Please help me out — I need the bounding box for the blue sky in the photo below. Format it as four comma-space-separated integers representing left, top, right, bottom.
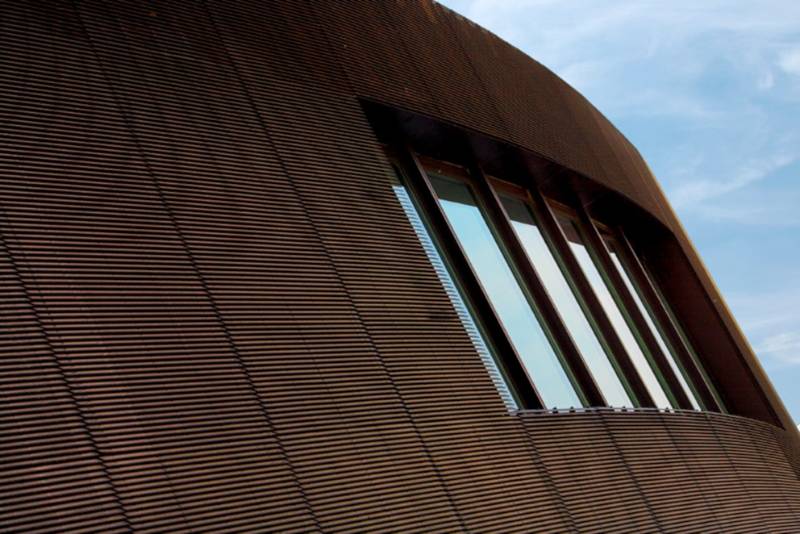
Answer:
439, 0, 800, 426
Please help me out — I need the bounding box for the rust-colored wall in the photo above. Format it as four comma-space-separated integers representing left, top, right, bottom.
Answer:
1, 1, 798, 531
316, 0, 792, 430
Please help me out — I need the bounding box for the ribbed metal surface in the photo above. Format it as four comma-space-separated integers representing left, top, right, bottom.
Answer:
2, 1, 799, 532
519, 410, 800, 532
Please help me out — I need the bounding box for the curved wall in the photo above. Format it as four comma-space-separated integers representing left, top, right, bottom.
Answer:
314, 1, 791, 429
1, 1, 798, 531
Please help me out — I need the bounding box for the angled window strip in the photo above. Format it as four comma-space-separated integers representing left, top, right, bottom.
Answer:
555, 212, 675, 409
603, 236, 702, 410
499, 193, 633, 408
640, 258, 728, 412
386, 146, 722, 414
391, 176, 519, 411
427, 172, 582, 409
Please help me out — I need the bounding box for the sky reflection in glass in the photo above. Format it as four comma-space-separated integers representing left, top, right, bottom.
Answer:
391, 179, 518, 410
557, 214, 673, 408
605, 240, 701, 410
430, 174, 582, 408
501, 195, 632, 407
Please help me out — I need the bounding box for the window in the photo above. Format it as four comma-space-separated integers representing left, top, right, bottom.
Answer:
602, 234, 701, 409
499, 192, 633, 407
389, 167, 519, 410
386, 145, 718, 413
554, 212, 674, 409
635, 244, 726, 412
428, 172, 582, 408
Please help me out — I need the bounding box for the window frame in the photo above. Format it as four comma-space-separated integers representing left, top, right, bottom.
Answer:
596, 226, 699, 409
420, 156, 591, 408
385, 146, 544, 409
385, 142, 721, 413
551, 203, 693, 408
542, 199, 665, 408
388, 162, 521, 410
605, 227, 725, 412
492, 179, 641, 408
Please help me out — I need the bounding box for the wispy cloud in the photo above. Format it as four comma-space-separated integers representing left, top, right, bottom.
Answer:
757, 70, 775, 90
757, 333, 800, 366
670, 153, 796, 208
728, 289, 800, 370
778, 47, 800, 75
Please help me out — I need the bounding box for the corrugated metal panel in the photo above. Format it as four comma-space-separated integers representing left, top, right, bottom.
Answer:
201, 1, 466, 531
1, 1, 799, 532
204, 3, 571, 530
520, 410, 800, 532
323, 0, 661, 225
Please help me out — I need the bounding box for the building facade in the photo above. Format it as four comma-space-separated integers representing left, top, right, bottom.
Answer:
2, 1, 799, 532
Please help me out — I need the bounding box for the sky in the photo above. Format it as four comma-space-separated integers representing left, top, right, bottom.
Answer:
438, 0, 800, 427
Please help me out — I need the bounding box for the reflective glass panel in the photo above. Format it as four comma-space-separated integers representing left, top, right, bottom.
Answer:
555, 213, 673, 408
501, 195, 632, 407
430, 173, 582, 408
604, 237, 701, 410
643, 266, 726, 412
390, 173, 518, 410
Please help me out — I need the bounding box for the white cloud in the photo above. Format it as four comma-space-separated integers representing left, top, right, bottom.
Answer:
670, 153, 796, 208
757, 332, 800, 366
728, 289, 800, 370
440, 0, 800, 170
687, 202, 799, 227
758, 70, 775, 90
445, 1, 800, 73
778, 48, 800, 75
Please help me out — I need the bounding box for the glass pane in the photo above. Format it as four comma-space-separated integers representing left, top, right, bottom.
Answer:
429, 173, 582, 409
390, 171, 518, 410
604, 237, 701, 410
642, 258, 727, 412
500, 195, 632, 407
555, 213, 673, 408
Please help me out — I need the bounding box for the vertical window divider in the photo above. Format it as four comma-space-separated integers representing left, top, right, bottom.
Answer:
527, 189, 655, 408
464, 158, 604, 407
388, 143, 544, 410
575, 206, 692, 410
613, 228, 721, 412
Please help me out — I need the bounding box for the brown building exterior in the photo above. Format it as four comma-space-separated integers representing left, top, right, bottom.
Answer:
2, 1, 799, 532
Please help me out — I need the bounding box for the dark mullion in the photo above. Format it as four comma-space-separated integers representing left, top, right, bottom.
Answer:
576, 207, 692, 410
527, 190, 655, 408
466, 161, 604, 407
389, 145, 544, 410
613, 229, 721, 412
